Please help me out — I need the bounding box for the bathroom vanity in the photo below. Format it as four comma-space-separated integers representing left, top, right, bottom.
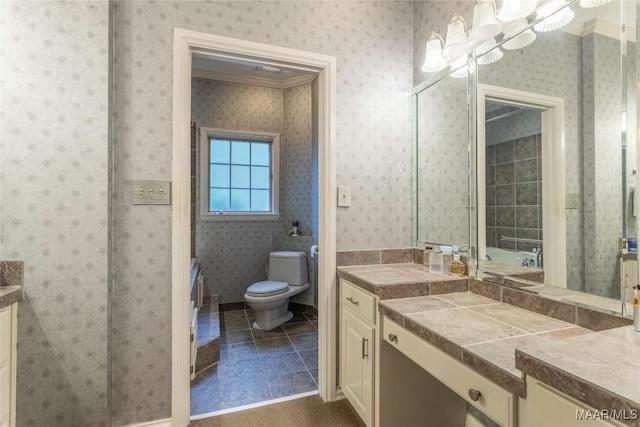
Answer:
337, 264, 638, 427
0, 286, 21, 427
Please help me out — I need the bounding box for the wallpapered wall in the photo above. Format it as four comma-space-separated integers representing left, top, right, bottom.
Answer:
0, 1, 110, 426
192, 78, 317, 305
582, 33, 623, 297
112, 1, 413, 425
415, 76, 469, 247
278, 83, 318, 306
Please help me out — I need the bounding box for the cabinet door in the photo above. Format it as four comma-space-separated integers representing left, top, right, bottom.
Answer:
533, 381, 622, 427
0, 305, 15, 427
341, 307, 374, 427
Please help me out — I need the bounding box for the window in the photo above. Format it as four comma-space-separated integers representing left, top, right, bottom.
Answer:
200, 128, 279, 221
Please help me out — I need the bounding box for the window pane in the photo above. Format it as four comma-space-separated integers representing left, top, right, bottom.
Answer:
210, 189, 229, 211
231, 141, 250, 165
251, 143, 270, 166
251, 190, 270, 211
251, 166, 270, 190
210, 164, 230, 187
231, 189, 250, 211
210, 139, 230, 163
231, 166, 250, 188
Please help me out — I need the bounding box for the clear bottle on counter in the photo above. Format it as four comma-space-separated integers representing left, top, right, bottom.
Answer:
448, 254, 465, 276
429, 248, 444, 274
441, 246, 453, 273
423, 246, 432, 267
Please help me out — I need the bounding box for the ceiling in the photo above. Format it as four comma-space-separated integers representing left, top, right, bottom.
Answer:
191, 53, 317, 89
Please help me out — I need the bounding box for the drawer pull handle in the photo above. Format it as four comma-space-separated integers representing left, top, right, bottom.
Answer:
362, 338, 369, 359
346, 297, 359, 306
468, 388, 482, 402
388, 333, 398, 343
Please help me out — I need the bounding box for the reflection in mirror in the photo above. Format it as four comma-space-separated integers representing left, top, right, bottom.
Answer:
415, 73, 469, 250
474, 0, 635, 315
482, 101, 544, 278
413, 0, 639, 317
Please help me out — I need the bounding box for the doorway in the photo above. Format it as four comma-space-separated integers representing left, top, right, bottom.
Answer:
172, 30, 337, 427
190, 59, 319, 417
477, 84, 567, 287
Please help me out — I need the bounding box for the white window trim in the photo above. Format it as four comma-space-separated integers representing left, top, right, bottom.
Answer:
199, 127, 280, 221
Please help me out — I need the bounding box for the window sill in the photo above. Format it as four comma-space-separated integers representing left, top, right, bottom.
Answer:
200, 213, 280, 222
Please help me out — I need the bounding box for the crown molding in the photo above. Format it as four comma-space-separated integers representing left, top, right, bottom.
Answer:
192, 68, 316, 89
562, 17, 636, 43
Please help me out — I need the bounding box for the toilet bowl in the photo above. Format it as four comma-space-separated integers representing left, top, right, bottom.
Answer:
244, 251, 309, 330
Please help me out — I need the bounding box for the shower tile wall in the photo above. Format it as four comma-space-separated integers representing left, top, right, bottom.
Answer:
486, 134, 543, 253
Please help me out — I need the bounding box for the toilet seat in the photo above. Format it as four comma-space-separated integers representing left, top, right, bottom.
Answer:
246, 280, 289, 297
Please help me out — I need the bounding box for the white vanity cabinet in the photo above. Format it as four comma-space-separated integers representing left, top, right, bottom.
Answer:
519, 377, 626, 427
0, 303, 17, 427
340, 279, 378, 427
383, 315, 517, 427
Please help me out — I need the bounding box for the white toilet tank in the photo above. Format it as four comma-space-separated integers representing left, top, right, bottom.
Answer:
268, 251, 308, 286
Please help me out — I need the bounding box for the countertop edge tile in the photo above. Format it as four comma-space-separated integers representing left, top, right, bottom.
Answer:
337, 269, 377, 294
515, 349, 640, 426
378, 303, 406, 326
461, 348, 526, 398
429, 279, 469, 295
0, 286, 23, 309
401, 315, 464, 361
376, 282, 430, 300
337, 263, 469, 300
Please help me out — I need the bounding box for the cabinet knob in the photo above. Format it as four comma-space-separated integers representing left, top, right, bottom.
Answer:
468, 388, 481, 402
388, 333, 398, 343
346, 297, 359, 306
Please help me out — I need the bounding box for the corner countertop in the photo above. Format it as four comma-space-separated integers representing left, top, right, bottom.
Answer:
516, 326, 640, 422
337, 263, 468, 300
378, 292, 591, 397
0, 286, 23, 309
338, 262, 639, 420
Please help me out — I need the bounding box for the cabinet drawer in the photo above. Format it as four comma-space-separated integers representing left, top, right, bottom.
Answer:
341, 279, 376, 324
383, 316, 515, 427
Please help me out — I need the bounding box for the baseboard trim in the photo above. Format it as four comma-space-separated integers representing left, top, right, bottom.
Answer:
124, 418, 172, 427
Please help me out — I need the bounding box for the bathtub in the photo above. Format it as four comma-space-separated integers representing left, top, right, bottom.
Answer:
485, 246, 539, 268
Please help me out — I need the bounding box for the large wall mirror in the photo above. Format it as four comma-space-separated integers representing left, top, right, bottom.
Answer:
413, 0, 638, 317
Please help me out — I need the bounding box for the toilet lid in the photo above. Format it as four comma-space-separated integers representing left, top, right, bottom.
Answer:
247, 280, 289, 297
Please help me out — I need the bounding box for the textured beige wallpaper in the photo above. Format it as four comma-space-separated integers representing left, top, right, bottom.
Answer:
0, 1, 110, 426
112, 1, 413, 424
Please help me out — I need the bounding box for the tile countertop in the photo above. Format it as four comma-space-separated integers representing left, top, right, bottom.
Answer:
337, 263, 468, 300
0, 285, 23, 309
516, 326, 640, 422
378, 292, 593, 398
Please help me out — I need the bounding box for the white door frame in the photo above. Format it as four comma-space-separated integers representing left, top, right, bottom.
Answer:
172, 29, 337, 426
477, 84, 567, 287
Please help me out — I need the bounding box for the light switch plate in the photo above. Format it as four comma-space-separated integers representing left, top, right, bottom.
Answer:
131, 180, 172, 205
565, 193, 580, 209
337, 186, 351, 207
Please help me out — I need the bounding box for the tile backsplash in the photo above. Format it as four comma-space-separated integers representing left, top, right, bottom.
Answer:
0, 261, 23, 287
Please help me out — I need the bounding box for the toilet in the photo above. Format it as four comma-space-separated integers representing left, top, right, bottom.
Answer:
244, 251, 310, 330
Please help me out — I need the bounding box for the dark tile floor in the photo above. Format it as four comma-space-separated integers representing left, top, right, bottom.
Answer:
191, 308, 318, 416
